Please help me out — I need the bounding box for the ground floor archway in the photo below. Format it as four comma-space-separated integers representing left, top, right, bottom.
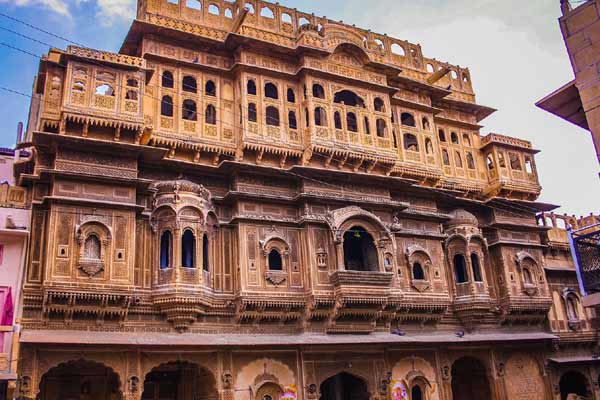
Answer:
559, 370, 589, 400
141, 361, 217, 400
451, 357, 491, 400
319, 372, 369, 400
37, 359, 122, 400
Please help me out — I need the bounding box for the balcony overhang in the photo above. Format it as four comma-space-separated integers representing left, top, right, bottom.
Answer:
536, 80, 589, 130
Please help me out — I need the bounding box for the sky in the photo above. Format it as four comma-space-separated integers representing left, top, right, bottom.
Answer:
0, 0, 598, 217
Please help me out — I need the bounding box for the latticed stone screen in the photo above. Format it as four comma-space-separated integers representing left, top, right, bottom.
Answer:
573, 230, 600, 294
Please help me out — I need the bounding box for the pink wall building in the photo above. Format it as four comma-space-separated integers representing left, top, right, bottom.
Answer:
0, 146, 30, 399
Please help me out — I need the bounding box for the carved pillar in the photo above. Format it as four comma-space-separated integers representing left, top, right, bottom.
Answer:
335, 240, 344, 271
174, 228, 182, 282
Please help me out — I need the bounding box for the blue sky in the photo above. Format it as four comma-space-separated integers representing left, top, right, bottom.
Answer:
0, 0, 598, 216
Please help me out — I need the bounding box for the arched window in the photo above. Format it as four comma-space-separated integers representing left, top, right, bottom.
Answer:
127, 78, 138, 88
266, 106, 280, 126
376, 119, 387, 137
244, 2, 254, 13
202, 234, 209, 271
288, 111, 297, 129
268, 249, 283, 271
84, 235, 101, 260
248, 103, 257, 122
438, 129, 446, 142
523, 268, 533, 285
208, 3, 219, 15
314, 107, 327, 126
466, 152, 475, 169
205, 104, 217, 124
260, 6, 274, 18
422, 117, 430, 131
160, 231, 172, 269
442, 149, 450, 165
470, 253, 483, 282
161, 95, 173, 117
181, 230, 195, 268
455, 151, 463, 168
509, 152, 522, 170
282, 13, 292, 24
363, 117, 371, 135
486, 154, 495, 170
186, 0, 201, 10
183, 76, 197, 93
264, 82, 278, 99
566, 294, 579, 321
182, 99, 197, 121
287, 88, 295, 103
374, 97, 385, 112
451, 131, 459, 144
425, 138, 433, 154
334, 90, 365, 107
411, 385, 423, 400
247, 79, 257, 95
525, 157, 534, 174
343, 226, 379, 272
125, 90, 138, 101
401, 112, 416, 127
312, 84, 325, 99
454, 254, 468, 283
346, 112, 358, 132
463, 133, 471, 146
334, 112, 342, 130
95, 84, 114, 96
162, 71, 174, 88
205, 80, 216, 96
404, 133, 418, 151
498, 152, 507, 168
412, 262, 425, 280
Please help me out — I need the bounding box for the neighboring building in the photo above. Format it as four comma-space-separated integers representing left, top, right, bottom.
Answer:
0, 146, 30, 399
12, 1, 599, 399
536, 0, 600, 167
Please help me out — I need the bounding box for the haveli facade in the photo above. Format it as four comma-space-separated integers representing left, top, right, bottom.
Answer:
12, 0, 599, 399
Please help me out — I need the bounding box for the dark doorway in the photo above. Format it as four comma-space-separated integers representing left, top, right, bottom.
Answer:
343, 226, 379, 272
319, 372, 369, 400
37, 360, 121, 400
142, 362, 216, 400
559, 371, 589, 400
451, 357, 491, 400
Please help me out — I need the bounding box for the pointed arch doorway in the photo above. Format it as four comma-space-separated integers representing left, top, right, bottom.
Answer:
319, 372, 369, 400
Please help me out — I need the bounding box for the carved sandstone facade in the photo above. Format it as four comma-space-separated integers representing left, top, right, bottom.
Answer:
14, 1, 596, 399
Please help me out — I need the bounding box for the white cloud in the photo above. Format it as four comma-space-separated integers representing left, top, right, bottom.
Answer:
0, 0, 71, 16
94, 0, 135, 26
0, 0, 135, 24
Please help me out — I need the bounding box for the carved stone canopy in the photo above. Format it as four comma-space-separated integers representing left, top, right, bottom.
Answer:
326, 205, 392, 243
150, 179, 211, 200
446, 209, 479, 228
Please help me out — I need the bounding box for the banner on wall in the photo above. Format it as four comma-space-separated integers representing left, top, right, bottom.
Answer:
390, 380, 408, 400
279, 385, 297, 400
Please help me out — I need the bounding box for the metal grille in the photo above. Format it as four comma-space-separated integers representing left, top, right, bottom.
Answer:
571, 229, 600, 294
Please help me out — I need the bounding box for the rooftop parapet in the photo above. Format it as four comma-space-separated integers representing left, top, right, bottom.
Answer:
131, 0, 475, 101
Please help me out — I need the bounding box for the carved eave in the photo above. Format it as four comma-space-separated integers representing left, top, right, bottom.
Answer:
497, 295, 553, 325
392, 162, 443, 183
235, 293, 306, 323
40, 287, 136, 325
297, 64, 397, 93
434, 98, 496, 122
433, 115, 483, 131
452, 295, 493, 329
330, 270, 394, 287
388, 294, 450, 324
389, 74, 451, 101
391, 96, 444, 115
480, 133, 540, 154
63, 111, 144, 132
482, 180, 542, 202
436, 177, 486, 195
149, 135, 237, 163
